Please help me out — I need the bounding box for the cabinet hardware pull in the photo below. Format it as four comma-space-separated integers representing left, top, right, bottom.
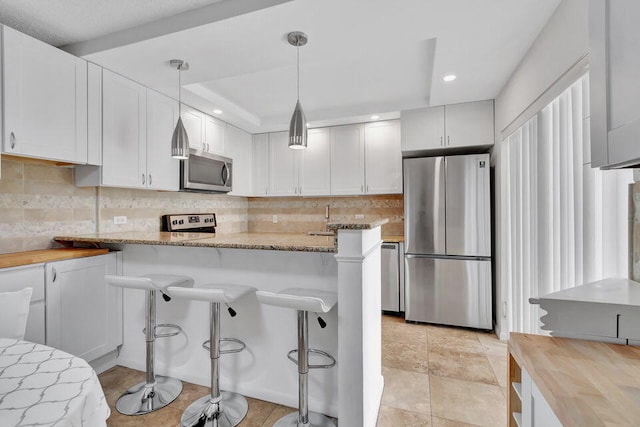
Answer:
440, 136, 443, 146
148, 174, 152, 185
367, 185, 370, 193
447, 136, 450, 145
142, 174, 146, 185
52, 267, 57, 283
10, 132, 16, 149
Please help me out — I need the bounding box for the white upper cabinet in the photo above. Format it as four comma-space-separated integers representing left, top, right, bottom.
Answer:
146, 89, 180, 191
299, 128, 331, 196
401, 106, 444, 151
101, 70, 147, 188
331, 124, 365, 195
400, 100, 494, 153
181, 105, 205, 151
364, 120, 402, 194
226, 124, 253, 196
269, 131, 298, 196
252, 133, 270, 196
205, 116, 225, 154
590, 0, 640, 168
2, 25, 88, 164
445, 100, 494, 148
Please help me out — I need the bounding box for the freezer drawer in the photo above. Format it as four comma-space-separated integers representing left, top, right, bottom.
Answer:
405, 256, 492, 329
381, 243, 400, 312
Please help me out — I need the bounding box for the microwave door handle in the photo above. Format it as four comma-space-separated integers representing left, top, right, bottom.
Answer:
221, 163, 229, 185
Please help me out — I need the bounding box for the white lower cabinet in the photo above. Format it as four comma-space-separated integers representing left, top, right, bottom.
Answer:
518, 368, 562, 427
46, 253, 122, 364
0, 264, 46, 344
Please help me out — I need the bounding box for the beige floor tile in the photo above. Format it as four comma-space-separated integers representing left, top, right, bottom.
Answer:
382, 366, 431, 414
382, 318, 428, 345
171, 381, 210, 411
377, 405, 432, 427
428, 350, 498, 386
430, 375, 507, 427
487, 353, 508, 387
427, 332, 485, 355
382, 340, 429, 373
261, 404, 296, 426
432, 416, 481, 426
239, 397, 280, 426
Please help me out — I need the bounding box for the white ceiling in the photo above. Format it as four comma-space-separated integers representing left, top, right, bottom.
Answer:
0, 0, 224, 47
0, 0, 561, 134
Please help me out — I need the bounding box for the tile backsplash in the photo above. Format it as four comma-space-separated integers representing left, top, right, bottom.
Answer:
247, 194, 404, 236
0, 157, 404, 254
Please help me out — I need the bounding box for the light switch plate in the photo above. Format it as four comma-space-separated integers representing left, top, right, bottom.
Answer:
272, 215, 278, 223
113, 216, 127, 225
355, 214, 364, 219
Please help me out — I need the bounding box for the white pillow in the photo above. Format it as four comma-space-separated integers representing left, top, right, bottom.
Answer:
0, 287, 33, 340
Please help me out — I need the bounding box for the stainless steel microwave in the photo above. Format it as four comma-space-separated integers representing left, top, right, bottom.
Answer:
180, 148, 232, 193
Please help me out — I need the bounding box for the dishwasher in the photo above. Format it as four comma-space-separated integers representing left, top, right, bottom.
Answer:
381, 242, 402, 313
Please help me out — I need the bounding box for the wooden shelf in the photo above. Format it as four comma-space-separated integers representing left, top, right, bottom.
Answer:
512, 412, 522, 427
0, 248, 109, 269
512, 382, 522, 401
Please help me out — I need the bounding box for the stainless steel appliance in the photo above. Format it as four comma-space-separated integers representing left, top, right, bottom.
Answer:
404, 154, 492, 329
161, 213, 217, 233
180, 148, 232, 193
381, 242, 400, 312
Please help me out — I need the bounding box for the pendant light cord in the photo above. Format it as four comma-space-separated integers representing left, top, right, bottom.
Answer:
297, 44, 300, 101
178, 66, 182, 115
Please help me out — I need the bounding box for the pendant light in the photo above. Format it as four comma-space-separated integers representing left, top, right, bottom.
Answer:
170, 59, 190, 159
287, 31, 308, 150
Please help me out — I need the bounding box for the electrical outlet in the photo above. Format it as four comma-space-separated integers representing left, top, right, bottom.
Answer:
113, 216, 127, 225
272, 215, 278, 224
355, 214, 365, 219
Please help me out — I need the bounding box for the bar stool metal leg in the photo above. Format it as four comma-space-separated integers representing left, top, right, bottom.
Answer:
180, 302, 248, 427
274, 310, 336, 427
116, 290, 183, 415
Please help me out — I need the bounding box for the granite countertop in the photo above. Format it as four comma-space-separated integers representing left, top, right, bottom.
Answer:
54, 231, 338, 253
327, 218, 388, 230
529, 278, 640, 307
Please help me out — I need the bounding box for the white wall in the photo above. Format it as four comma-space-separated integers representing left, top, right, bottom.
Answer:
493, 0, 589, 339
495, 0, 588, 138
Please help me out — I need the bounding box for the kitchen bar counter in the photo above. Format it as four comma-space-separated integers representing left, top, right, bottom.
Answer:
54, 220, 388, 253
55, 222, 386, 426
509, 332, 640, 426
55, 231, 337, 253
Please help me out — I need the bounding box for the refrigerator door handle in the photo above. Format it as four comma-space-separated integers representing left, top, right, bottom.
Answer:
405, 254, 491, 261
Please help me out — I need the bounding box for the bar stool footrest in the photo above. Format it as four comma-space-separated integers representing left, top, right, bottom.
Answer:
287, 349, 336, 369
142, 323, 183, 338
202, 338, 246, 354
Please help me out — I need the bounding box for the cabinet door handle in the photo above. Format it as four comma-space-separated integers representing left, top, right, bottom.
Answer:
148, 174, 152, 185
51, 267, 57, 283
142, 173, 146, 185
447, 136, 450, 145
10, 132, 16, 149
440, 136, 443, 146
367, 185, 370, 193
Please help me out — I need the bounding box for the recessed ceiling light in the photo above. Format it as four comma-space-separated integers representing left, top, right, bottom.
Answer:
443, 74, 457, 82
370, 115, 380, 120
213, 109, 223, 115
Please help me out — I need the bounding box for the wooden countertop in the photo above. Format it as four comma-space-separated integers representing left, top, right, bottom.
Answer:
509, 332, 640, 426
0, 248, 109, 269
55, 231, 338, 253
382, 235, 404, 243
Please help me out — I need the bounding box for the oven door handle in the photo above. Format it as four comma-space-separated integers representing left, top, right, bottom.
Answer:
221, 163, 229, 185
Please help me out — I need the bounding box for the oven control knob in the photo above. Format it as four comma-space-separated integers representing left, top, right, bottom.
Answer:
179, 220, 184, 225
172, 220, 178, 225
204, 218, 209, 223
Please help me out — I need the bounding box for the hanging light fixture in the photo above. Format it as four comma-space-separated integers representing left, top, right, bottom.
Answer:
170, 59, 190, 159
287, 31, 308, 150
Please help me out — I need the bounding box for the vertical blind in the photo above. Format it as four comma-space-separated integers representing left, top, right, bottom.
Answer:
499, 75, 633, 334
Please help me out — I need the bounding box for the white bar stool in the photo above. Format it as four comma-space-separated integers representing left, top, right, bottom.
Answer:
105, 274, 193, 415
256, 288, 337, 427
168, 283, 256, 427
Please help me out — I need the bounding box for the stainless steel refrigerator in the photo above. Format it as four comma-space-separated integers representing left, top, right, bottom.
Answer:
404, 154, 492, 329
